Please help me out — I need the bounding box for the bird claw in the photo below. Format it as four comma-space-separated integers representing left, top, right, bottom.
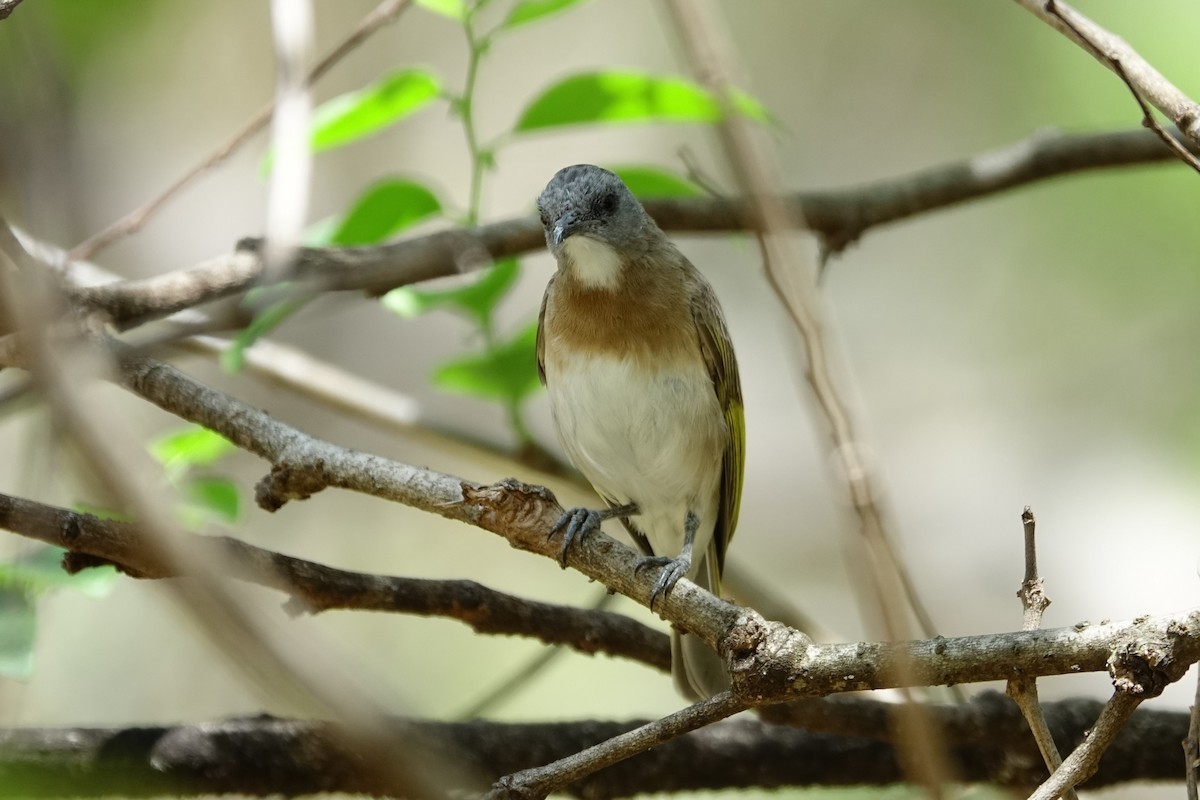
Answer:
549, 507, 603, 568
636, 554, 692, 610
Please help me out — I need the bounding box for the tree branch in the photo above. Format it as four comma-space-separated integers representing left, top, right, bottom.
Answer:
1014, 0, 1200, 147
0, 0, 26, 21
64, 127, 1197, 330
0, 491, 671, 671
0, 697, 1190, 797
96, 345, 1200, 702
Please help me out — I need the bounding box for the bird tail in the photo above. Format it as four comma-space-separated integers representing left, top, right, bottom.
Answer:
671, 543, 729, 701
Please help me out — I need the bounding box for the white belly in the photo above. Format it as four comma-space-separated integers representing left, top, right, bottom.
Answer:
546, 353, 725, 564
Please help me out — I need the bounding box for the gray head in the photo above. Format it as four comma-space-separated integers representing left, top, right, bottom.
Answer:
536, 165, 656, 257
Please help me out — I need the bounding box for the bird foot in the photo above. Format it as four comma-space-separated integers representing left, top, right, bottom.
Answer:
636, 554, 692, 610
549, 503, 636, 568
549, 508, 603, 567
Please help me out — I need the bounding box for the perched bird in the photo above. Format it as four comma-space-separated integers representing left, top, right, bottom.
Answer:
535, 164, 745, 700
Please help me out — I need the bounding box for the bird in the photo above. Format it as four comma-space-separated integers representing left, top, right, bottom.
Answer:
534, 164, 745, 700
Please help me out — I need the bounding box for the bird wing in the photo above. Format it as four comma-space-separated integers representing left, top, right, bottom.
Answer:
692, 283, 745, 576
535, 275, 554, 387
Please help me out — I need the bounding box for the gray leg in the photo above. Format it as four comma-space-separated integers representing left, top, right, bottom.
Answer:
636, 510, 699, 609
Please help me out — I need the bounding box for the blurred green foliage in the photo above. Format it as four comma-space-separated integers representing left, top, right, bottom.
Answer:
0, 424, 240, 680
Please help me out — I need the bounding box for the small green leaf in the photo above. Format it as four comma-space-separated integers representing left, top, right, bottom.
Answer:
501, 0, 585, 30
609, 165, 703, 199
221, 295, 313, 374
183, 477, 241, 524
0, 547, 119, 680
330, 178, 442, 246
0, 589, 36, 680
514, 71, 769, 132
0, 546, 117, 597
150, 426, 237, 472
432, 322, 540, 403
310, 69, 441, 153
382, 258, 520, 327
415, 0, 465, 19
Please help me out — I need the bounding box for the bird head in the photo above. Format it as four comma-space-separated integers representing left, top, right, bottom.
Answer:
536, 165, 655, 262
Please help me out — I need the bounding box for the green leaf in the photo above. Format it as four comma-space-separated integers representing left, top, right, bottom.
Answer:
514, 71, 769, 132
221, 295, 313, 374
0, 589, 36, 680
150, 425, 237, 472
311, 69, 441, 153
432, 321, 540, 403
501, 0, 586, 30
184, 477, 241, 524
0, 547, 119, 681
382, 258, 520, 327
0, 546, 117, 597
330, 178, 442, 246
609, 165, 703, 199
415, 0, 465, 20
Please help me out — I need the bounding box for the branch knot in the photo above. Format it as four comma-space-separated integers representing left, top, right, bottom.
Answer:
1107, 621, 1192, 697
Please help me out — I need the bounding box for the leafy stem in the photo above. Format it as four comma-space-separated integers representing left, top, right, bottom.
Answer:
460, 2, 491, 226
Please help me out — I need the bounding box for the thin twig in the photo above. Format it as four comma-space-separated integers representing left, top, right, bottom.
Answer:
1014, 0, 1200, 147
485, 692, 747, 800
1006, 507, 1075, 799
1039, 0, 1200, 175
1028, 692, 1145, 800
66, 0, 414, 262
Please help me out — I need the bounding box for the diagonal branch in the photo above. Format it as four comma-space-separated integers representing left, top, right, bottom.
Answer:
97, 345, 1200, 701
486, 693, 747, 800
0, 491, 671, 671
1029, 692, 1145, 800
1037, 0, 1200, 174
1013, 0, 1200, 148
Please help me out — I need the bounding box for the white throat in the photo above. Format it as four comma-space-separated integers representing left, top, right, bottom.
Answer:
561, 235, 622, 289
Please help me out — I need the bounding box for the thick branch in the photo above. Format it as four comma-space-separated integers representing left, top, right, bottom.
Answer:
67, 127, 1195, 328
0, 698, 1190, 797
0, 491, 670, 671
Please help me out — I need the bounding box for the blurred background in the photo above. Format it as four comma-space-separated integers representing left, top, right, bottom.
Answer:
1, 1, 1199, 796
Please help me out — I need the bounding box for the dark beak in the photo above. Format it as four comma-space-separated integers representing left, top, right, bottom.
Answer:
551, 210, 577, 247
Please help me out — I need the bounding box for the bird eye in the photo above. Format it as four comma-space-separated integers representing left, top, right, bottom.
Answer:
598, 192, 618, 216
538, 207, 550, 227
